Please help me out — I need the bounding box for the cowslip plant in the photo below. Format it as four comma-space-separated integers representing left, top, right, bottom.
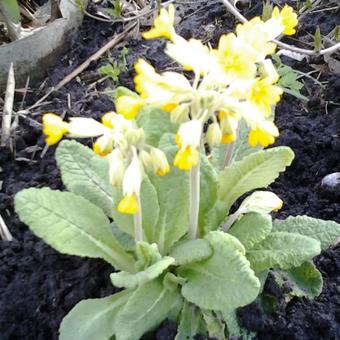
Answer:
14, 5, 340, 340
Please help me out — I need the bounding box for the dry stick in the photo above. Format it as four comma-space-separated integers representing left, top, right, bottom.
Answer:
28, 22, 137, 111
0, 214, 13, 241
220, 0, 340, 57
1, 63, 15, 147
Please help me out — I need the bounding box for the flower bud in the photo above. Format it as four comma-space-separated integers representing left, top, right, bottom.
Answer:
150, 148, 170, 176
139, 150, 153, 171
206, 122, 222, 147
109, 149, 125, 187
170, 104, 190, 124
93, 134, 114, 157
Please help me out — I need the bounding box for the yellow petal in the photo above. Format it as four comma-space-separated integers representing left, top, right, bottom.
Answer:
117, 194, 139, 214
173, 146, 199, 170
116, 96, 144, 120
42, 113, 69, 145
272, 5, 298, 36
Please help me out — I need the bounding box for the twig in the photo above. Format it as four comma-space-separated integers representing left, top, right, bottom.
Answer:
28, 22, 137, 111
1, 63, 15, 147
220, 0, 340, 57
0, 214, 14, 241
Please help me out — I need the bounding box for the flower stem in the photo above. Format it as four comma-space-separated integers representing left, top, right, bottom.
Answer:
222, 141, 235, 169
134, 195, 143, 242
188, 161, 200, 239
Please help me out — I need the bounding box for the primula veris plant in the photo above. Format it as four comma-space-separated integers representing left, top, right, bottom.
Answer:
15, 5, 340, 340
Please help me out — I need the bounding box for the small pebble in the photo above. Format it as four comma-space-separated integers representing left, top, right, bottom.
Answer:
320, 172, 340, 200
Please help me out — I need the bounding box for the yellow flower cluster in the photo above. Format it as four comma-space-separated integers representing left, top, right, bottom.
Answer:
114, 4, 297, 170
42, 112, 169, 215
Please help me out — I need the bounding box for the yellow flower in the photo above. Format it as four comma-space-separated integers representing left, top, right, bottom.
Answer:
143, 4, 176, 41
218, 111, 239, 143
116, 96, 144, 120
272, 5, 298, 35
236, 17, 277, 60
118, 194, 139, 214
217, 33, 256, 79
248, 121, 279, 147
42, 113, 69, 145
161, 102, 178, 112
93, 134, 113, 157
174, 146, 200, 170
174, 120, 202, 170
221, 133, 237, 144
166, 37, 216, 74
150, 148, 170, 176
249, 77, 283, 117
101, 112, 115, 128
119, 151, 142, 214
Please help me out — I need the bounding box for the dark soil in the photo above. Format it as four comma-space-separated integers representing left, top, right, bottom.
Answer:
0, 1, 339, 339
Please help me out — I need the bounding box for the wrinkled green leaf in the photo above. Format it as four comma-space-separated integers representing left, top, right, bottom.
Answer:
247, 232, 321, 272
229, 212, 272, 250
111, 223, 135, 252
273, 215, 340, 250
218, 147, 294, 213
56, 140, 116, 217
273, 261, 323, 299
114, 278, 181, 340
135, 241, 162, 270
178, 231, 260, 311
136, 107, 178, 146
169, 239, 212, 266
202, 200, 227, 235
59, 290, 131, 340
147, 134, 190, 254
222, 309, 254, 339
175, 302, 206, 340
110, 256, 174, 289
15, 188, 134, 272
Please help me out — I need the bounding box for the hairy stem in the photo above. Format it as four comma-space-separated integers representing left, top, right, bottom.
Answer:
134, 195, 143, 242
188, 162, 201, 239
222, 142, 235, 169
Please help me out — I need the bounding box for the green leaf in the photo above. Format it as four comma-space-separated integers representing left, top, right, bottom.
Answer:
115, 86, 138, 99
114, 278, 181, 340
169, 239, 213, 266
229, 212, 272, 250
55, 140, 116, 217
178, 231, 260, 311
218, 147, 294, 213
135, 241, 162, 270
136, 107, 178, 146
111, 223, 135, 252
110, 256, 174, 289
247, 232, 321, 272
175, 302, 206, 340
273, 261, 323, 299
111, 177, 160, 240
0, 0, 20, 23
148, 134, 190, 254
202, 200, 228, 235
59, 290, 131, 340
15, 188, 134, 272
202, 310, 226, 340
273, 215, 340, 250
